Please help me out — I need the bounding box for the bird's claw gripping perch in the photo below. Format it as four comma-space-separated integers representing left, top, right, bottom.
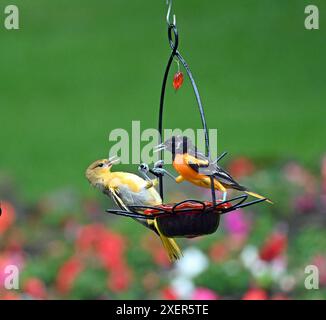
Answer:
138, 163, 150, 173
139, 161, 177, 182
150, 159, 164, 176
151, 167, 166, 176
138, 164, 159, 189
151, 160, 177, 181
154, 160, 164, 168
138, 163, 152, 182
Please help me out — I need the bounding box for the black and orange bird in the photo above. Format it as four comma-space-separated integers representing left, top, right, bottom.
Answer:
153, 135, 272, 203
85, 157, 182, 261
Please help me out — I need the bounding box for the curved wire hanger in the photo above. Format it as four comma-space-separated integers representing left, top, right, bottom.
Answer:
158, 0, 213, 202
166, 0, 176, 26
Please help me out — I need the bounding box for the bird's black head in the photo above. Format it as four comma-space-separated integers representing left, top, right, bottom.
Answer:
155, 135, 194, 155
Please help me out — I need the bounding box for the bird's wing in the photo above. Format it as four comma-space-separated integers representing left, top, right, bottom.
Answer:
108, 184, 152, 208
184, 154, 245, 189
189, 146, 210, 162
107, 186, 158, 233
213, 166, 245, 189
184, 154, 210, 173
108, 186, 129, 211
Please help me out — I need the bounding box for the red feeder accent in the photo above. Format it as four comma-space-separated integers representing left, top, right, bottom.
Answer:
144, 201, 231, 215
173, 72, 184, 90
144, 200, 232, 238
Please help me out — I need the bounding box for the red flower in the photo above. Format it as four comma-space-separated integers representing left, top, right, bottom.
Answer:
96, 231, 126, 271
75, 224, 106, 253
24, 277, 47, 299
228, 157, 255, 179
0, 201, 16, 235
259, 232, 287, 262
209, 242, 228, 263
242, 288, 268, 300
0, 292, 21, 300
152, 247, 171, 268
107, 265, 133, 293
56, 256, 83, 294
161, 287, 178, 300
141, 234, 171, 267
76, 225, 128, 271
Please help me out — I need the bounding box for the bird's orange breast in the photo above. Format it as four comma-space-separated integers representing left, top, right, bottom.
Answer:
173, 154, 206, 180
173, 153, 224, 189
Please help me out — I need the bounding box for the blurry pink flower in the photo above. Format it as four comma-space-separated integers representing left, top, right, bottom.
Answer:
271, 293, 289, 300
56, 256, 83, 294
0, 253, 25, 285
284, 162, 316, 194
227, 234, 248, 251
322, 156, 326, 194
312, 255, 326, 286
321, 155, 326, 208
224, 209, 250, 237
259, 232, 287, 262
0, 201, 16, 235
228, 157, 255, 179
191, 287, 219, 300
293, 194, 316, 213
321, 195, 326, 208
242, 288, 268, 300
24, 277, 47, 299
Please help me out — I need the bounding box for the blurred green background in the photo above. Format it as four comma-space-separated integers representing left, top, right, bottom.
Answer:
0, 0, 325, 200
0, 0, 326, 301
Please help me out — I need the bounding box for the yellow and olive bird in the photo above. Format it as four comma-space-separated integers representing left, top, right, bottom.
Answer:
154, 135, 272, 204
85, 157, 182, 261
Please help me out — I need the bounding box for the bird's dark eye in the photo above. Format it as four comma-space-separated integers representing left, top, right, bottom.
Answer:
97, 163, 104, 168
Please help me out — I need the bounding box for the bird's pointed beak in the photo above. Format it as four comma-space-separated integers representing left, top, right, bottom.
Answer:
153, 143, 166, 153
107, 155, 120, 165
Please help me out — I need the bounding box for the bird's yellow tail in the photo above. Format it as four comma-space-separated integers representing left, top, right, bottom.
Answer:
245, 191, 273, 204
153, 219, 182, 261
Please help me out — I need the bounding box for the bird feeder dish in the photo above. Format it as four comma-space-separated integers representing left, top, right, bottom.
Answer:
105, 194, 263, 238
143, 201, 230, 238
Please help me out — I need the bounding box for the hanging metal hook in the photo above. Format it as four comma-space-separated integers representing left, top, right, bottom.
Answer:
166, 0, 176, 26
